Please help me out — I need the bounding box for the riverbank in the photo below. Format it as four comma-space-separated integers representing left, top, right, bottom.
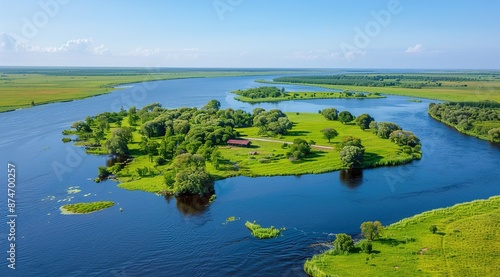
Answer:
0, 68, 310, 112
304, 195, 500, 276
232, 91, 384, 103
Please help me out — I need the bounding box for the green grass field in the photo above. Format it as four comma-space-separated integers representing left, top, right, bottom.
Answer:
211, 113, 410, 178
304, 196, 500, 276
0, 69, 307, 112
265, 73, 500, 103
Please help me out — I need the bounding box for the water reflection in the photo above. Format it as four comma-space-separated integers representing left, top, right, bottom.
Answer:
169, 194, 212, 215
106, 155, 130, 167
339, 169, 363, 189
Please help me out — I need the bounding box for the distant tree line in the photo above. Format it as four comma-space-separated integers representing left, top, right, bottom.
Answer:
233, 86, 286, 99
428, 101, 500, 142
273, 74, 479, 89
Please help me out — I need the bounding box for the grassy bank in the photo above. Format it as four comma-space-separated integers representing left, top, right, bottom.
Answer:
304, 195, 500, 276
60, 201, 115, 214
0, 68, 307, 112
263, 73, 500, 102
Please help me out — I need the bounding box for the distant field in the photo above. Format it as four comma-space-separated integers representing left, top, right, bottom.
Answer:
268, 73, 500, 102
304, 196, 500, 276
0, 68, 308, 112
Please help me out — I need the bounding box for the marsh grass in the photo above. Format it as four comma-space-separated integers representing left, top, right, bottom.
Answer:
60, 201, 114, 214
304, 196, 500, 276
245, 221, 284, 239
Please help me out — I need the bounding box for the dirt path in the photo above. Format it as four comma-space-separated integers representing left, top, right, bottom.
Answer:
244, 137, 334, 150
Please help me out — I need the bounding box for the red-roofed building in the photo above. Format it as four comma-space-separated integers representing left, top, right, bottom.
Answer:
227, 139, 251, 147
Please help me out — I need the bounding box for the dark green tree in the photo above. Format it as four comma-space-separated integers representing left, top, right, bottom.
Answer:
338, 111, 354, 124
429, 225, 438, 234
355, 113, 375, 130
389, 130, 420, 147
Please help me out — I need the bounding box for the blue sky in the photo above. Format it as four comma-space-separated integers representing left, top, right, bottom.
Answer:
0, 0, 499, 68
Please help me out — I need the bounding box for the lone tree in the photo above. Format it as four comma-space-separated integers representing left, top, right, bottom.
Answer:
333, 233, 355, 254
360, 221, 383, 241
321, 128, 339, 142
429, 225, 438, 234
338, 111, 354, 124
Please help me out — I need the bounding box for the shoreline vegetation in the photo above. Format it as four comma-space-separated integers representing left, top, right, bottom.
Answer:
0, 68, 313, 113
64, 98, 421, 195
256, 72, 500, 103
231, 86, 384, 103
428, 101, 500, 142
245, 221, 285, 239
60, 201, 115, 214
303, 195, 500, 276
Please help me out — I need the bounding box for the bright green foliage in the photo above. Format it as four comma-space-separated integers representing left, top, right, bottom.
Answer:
61, 201, 114, 214
355, 113, 375, 130
286, 138, 312, 161
389, 130, 420, 147
338, 136, 364, 149
253, 109, 293, 136
338, 111, 354, 124
488, 128, 500, 142
333, 233, 355, 254
321, 128, 339, 142
245, 221, 283, 239
339, 146, 364, 168
370, 121, 402, 139
360, 221, 383, 241
357, 240, 373, 253
321, 108, 339, 120
168, 153, 214, 195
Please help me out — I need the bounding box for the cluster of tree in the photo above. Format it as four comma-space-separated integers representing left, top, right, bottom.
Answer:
164, 153, 214, 195
286, 138, 312, 161
428, 102, 500, 142
274, 74, 478, 89
253, 108, 293, 136
233, 86, 286, 99
332, 220, 383, 255
339, 136, 365, 168
320, 108, 355, 124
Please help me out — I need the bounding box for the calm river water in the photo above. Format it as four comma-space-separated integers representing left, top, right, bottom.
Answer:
0, 74, 499, 276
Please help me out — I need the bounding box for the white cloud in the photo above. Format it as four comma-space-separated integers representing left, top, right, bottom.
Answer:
0, 34, 108, 55
405, 44, 423, 53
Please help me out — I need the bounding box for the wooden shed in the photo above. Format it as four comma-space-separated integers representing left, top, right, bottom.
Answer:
227, 139, 251, 147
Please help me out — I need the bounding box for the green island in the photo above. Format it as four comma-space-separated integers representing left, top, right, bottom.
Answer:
60, 201, 115, 214
245, 221, 285, 239
304, 195, 500, 277
0, 68, 310, 113
65, 99, 421, 195
428, 101, 500, 142
231, 86, 384, 103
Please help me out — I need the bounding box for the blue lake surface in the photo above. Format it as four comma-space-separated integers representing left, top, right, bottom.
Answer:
0, 74, 499, 276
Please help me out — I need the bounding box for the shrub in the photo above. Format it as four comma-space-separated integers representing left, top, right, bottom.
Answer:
333, 233, 355, 254
358, 240, 373, 253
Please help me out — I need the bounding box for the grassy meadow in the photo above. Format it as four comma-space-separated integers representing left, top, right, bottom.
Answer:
267, 73, 500, 102
304, 196, 500, 277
